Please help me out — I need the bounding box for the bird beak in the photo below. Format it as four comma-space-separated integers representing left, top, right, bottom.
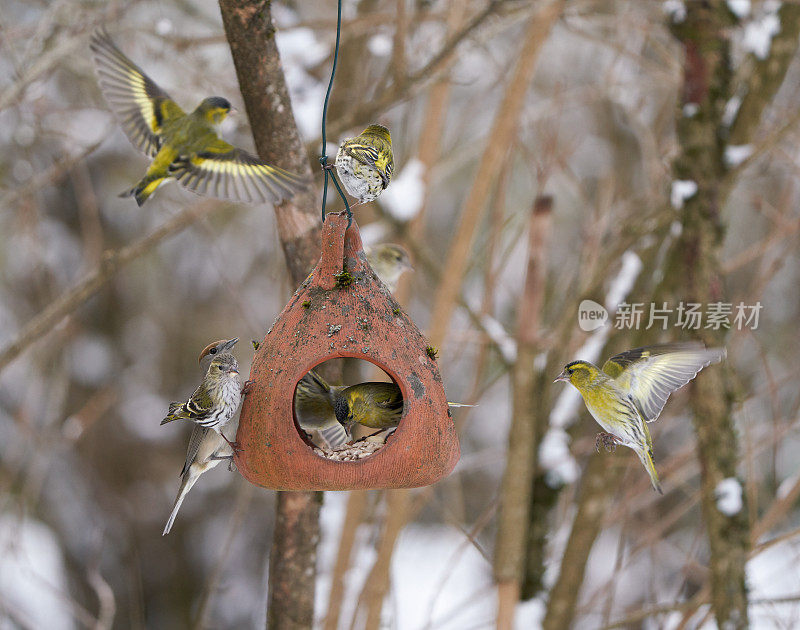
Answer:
228, 369, 239, 377
222, 337, 239, 353
553, 370, 569, 383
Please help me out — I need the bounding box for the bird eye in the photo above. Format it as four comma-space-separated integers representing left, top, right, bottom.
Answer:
210, 348, 218, 354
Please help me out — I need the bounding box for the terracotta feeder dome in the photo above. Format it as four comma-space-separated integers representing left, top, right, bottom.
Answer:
234, 212, 460, 490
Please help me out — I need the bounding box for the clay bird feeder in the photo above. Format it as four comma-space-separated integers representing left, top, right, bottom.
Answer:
234, 212, 460, 490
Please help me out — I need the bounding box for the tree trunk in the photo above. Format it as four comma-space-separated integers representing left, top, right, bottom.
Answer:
494, 196, 552, 628
219, 2, 324, 628
670, 4, 749, 627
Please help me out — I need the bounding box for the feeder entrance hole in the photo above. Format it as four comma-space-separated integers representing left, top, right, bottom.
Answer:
292, 358, 405, 461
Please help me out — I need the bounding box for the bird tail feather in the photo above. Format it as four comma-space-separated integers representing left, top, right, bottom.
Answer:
163, 470, 200, 535
119, 177, 164, 206
636, 447, 663, 494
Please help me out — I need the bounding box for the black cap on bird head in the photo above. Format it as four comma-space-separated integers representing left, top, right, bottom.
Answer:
201, 96, 232, 111
197, 97, 234, 123
554, 360, 592, 383
334, 395, 351, 427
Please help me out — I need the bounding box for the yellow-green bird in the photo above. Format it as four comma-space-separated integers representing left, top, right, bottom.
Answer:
90, 31, 306, 206
335, 124, 394, 204
297, 368, 472, 444
334, 381, 404, 434
332, 380, 473, 436
365, 243, 412, 293
554, 342, 726, 493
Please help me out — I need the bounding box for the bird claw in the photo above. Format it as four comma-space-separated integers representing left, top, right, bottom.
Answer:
241, 380, 254, 396
595, 432, 619, 453
355, 428, 396, 445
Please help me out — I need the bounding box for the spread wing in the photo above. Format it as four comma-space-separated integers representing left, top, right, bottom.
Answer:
602, 342, 726, 422
170, 138, 307, 204
294, 370, 347, 448
90, 30, 184, 156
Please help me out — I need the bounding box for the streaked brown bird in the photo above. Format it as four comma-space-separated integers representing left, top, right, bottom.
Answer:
163, 338, 240, 535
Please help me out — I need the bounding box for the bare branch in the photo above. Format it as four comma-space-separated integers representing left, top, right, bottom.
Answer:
0, 199, 230, 373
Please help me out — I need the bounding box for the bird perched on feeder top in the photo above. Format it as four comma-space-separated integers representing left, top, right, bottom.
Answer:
163, 338, 240, 535
554, 342, 726, 494
335, 124, 394, 204
90, 30, 306, 206
365, 243, 412, 293
161, 352, 242, 448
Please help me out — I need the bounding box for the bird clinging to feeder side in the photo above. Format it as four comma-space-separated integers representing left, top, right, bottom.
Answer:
335, 124, 394, 205
161, 352, 242, 450
163, 338, 239, 536
554, 342, 726, 493
90, 30, 306, 206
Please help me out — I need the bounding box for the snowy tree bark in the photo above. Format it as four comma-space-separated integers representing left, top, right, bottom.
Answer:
669, 4, 749, 627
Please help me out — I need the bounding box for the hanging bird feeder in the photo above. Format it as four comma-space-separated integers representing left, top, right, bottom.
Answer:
234, 212, 460, 490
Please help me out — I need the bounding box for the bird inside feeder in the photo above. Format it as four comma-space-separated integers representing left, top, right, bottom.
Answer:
293, 358, 405, 461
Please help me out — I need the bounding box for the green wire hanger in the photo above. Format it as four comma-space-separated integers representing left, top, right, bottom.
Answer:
319, 0, 352, 226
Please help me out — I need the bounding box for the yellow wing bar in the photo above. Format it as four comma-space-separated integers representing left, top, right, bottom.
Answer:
90, 30, 184, 156
171, 142, 307, 204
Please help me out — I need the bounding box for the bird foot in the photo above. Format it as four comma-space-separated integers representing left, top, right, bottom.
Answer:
355, 428, 397, 445
241, 380, 254, 396
595, 432, 620, 453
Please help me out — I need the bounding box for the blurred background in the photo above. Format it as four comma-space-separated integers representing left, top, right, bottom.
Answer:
2, 0, 800, 628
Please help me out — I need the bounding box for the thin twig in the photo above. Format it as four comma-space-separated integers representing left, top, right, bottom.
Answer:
0, 199, 230, 373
